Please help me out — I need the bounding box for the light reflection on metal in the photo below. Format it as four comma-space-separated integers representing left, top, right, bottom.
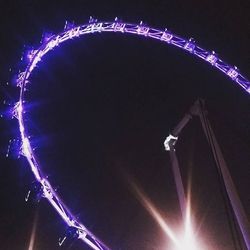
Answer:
14, 19, 250, 250
164, 134, 178, 151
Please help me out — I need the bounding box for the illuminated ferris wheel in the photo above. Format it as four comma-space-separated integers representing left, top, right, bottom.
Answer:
11, 17, 250, 249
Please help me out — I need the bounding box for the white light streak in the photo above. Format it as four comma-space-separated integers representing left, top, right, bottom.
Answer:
127, 177, 180, 247
28, 210, 39, 250
22, 137, 32, 158
126, 174, 203, 250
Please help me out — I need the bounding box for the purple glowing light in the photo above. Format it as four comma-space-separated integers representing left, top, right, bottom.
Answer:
184, 39, 195, 52
14, 18, 250, 250
26, 49, 38, 63
227, 67, 239, 79
206, 52, 218, 65
137, 21, 150, 35
161, 31, 173, 43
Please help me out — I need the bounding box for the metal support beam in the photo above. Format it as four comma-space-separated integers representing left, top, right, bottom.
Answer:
169, 142, 187, 219
165, 99, 250, 249
197, 100, 250, 250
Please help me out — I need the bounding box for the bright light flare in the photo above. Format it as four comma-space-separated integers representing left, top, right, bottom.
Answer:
174, 205, 199, 250
124, 173, 203, 250
170, 194, 204, 250
126, 175, 180, 247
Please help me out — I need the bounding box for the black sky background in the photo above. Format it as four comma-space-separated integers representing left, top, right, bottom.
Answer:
0, 1, 250, 250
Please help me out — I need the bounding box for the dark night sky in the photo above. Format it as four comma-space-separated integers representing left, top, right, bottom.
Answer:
0, 1, 250, 250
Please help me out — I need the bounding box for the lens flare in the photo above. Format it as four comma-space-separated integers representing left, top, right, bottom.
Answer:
129, 179, 180, 246
125, 173, 203, 250
174, 200, 200, 250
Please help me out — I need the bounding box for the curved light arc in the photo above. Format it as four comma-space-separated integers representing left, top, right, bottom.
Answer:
15, 20, 250, 250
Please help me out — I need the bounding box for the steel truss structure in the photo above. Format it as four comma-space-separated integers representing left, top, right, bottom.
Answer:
13, 18, 250, 250
164, 100, 250, 249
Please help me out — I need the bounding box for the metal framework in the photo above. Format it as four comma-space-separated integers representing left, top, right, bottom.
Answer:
164, 100, 250, 249
13, 18, 250, 249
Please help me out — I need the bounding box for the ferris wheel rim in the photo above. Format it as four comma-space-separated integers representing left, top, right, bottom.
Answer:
14, 19, 250, 250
